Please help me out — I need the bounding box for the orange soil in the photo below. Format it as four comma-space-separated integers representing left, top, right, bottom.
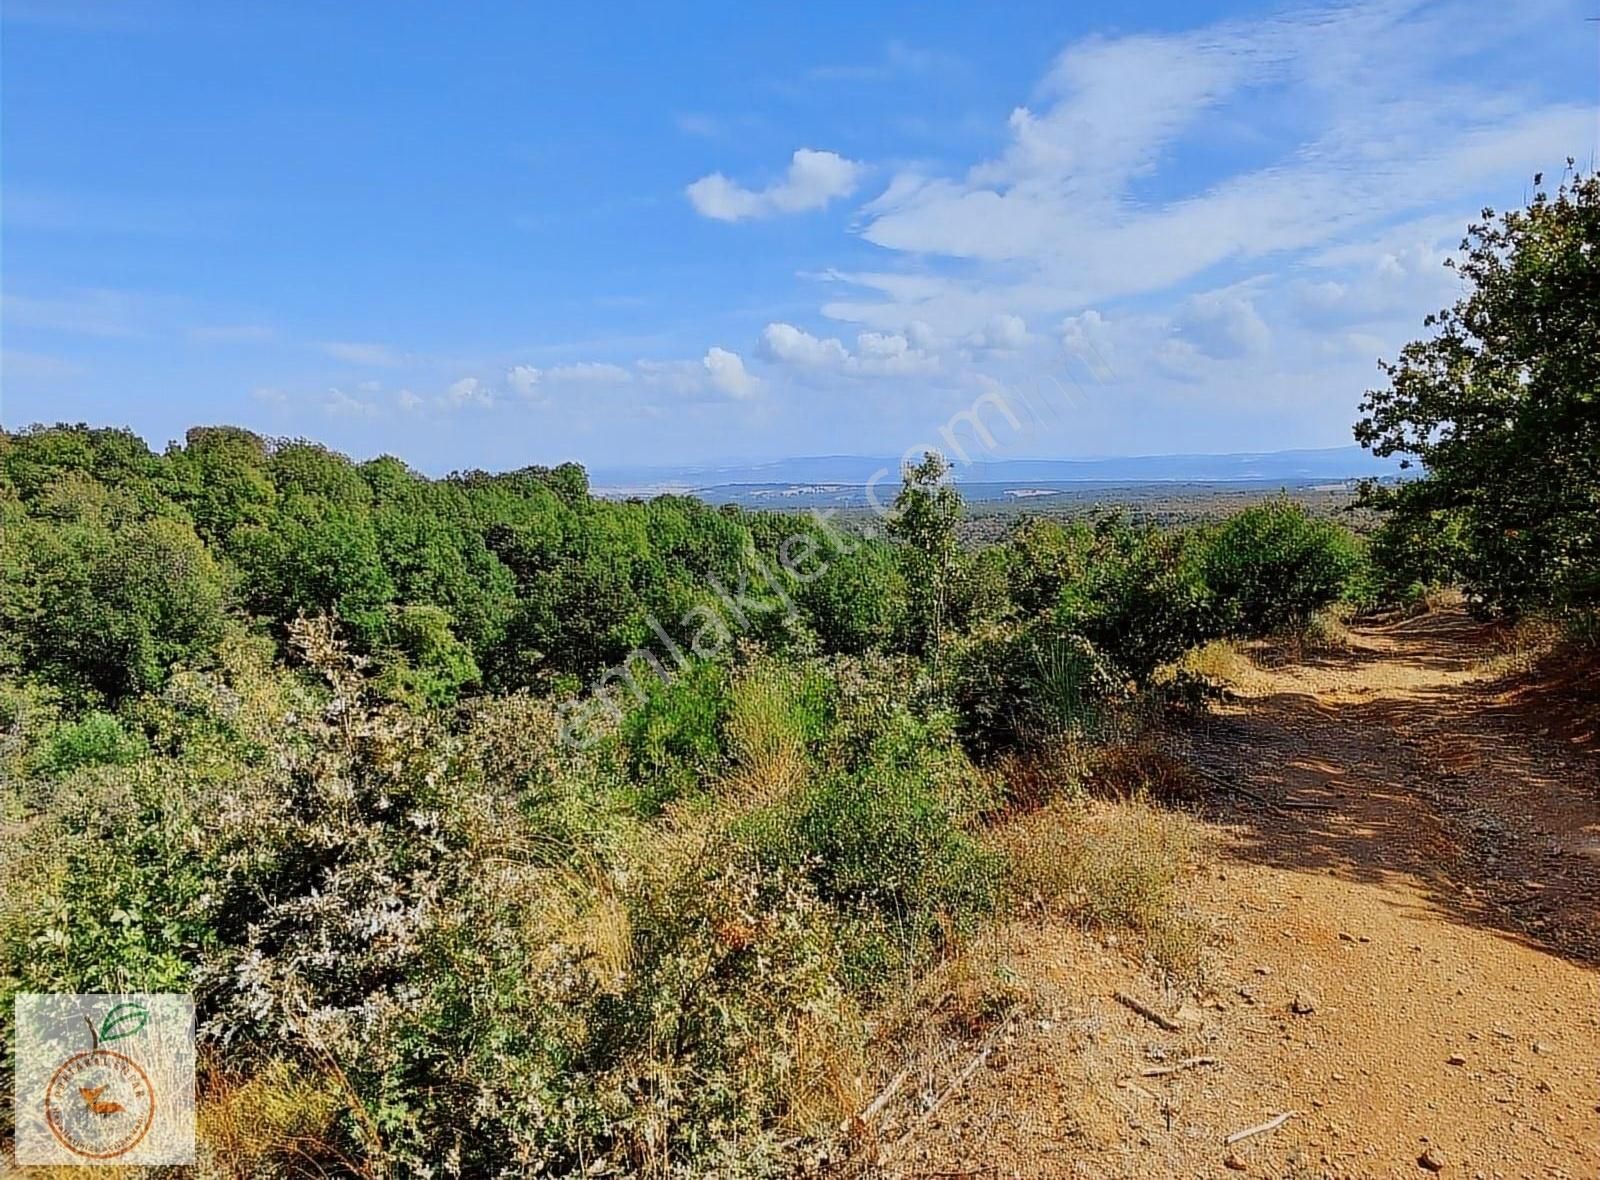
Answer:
883, 608, 1600, 1178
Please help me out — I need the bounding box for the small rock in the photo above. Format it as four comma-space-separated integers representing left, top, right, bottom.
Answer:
1339, 931, 1358, 942
1446, 1053, 1467, 1066
1223, 1150, 1248, 1171
1291, 991, 1318, 1015
1419, 1145, 1448, 1171
1531, 1041, 1550, 1055
1254, 965, 1274, 976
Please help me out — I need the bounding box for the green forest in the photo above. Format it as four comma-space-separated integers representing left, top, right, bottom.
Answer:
1, 176, 1594, 1176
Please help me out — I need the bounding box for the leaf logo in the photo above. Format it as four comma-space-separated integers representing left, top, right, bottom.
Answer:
96, 1002, 149, 1046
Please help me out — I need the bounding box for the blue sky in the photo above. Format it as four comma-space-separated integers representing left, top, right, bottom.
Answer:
3, 0, 1596, 473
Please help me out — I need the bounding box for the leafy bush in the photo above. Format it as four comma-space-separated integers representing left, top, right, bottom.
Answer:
1198, 499, 1363, 635
1056, 518, 1214, 682
31, 709, 147, 776
619, 658, 732, 812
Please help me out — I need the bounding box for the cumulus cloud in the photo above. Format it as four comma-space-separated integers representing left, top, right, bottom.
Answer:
1171, 287, 1271, 360
702, 346, 759, 398
969, 313, 1028, 351
444, 376, 494, 408
760, 321, 939, 377
687, 149, 863, 221
1060, 310, 1116, 379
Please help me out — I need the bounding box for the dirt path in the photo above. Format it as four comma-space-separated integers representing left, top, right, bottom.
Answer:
890, 608, 1600, 1178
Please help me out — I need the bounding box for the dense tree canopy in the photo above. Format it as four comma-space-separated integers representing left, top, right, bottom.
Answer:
1357, 168, 1600, 613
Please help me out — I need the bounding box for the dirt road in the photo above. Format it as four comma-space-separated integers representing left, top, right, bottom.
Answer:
893, 609, 1600, 1178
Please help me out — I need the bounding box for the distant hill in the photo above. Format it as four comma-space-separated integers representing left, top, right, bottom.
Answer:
591, 446, 1402, 505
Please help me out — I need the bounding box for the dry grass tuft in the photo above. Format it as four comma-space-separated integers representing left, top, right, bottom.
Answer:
1179, 639, 1274, 693
993, 739, 1093, 815
1477, 614, 1570, 679
195, 1056, 347, 1177
993, 798, 1210, 981
1087, 737, 1197, 804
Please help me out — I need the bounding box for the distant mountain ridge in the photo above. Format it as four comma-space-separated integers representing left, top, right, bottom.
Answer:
591, 445, 1399, 495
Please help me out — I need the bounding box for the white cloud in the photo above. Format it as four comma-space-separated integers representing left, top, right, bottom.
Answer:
506, 364, 543, 398
444, 376, 494, 408
1172, 286, 1271, 359
825, 1, 1587, 336
970, 313, 1028, 351
321, 340, 402, 366
759, 321, 939, 377
1060, 310, 1116, 379
687, 149, 863, 221
323, 387, 377, 416
396, 390, 425, 412
703, 346, 759, 398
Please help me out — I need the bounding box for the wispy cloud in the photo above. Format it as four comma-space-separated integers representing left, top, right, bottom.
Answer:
825, 0, 1587, 340
319, 340, 404, 367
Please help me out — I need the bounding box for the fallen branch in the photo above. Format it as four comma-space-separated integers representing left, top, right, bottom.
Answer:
1114, 991, 1185, 1032
889, 1008, 1020, 1154
855, 1067, 911, 1127
1140, 1056, 1218, 1078
1224, 1110, 1299, 1145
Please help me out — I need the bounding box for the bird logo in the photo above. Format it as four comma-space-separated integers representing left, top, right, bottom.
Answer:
78, 1085, 128, 1116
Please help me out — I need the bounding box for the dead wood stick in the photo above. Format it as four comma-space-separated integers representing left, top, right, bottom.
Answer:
1224, 1109, 1299, 1145
855, 1067, 911, 1126
1140, 1055, 1218, 1077
1114, 990, 1184, 1032
889, 1008, 1019, 1153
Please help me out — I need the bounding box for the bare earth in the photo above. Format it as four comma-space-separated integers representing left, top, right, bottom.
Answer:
889, 608, 1600, 1178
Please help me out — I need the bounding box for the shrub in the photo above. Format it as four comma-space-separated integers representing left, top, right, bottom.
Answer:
1057, 519, 1215, 682
795, 540, 909, 655
1199, 499, 1363, 636
31, 709, 147, 777
619, 658, 732, 812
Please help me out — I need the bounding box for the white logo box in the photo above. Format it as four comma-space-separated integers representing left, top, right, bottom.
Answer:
13, 993, 195, 1166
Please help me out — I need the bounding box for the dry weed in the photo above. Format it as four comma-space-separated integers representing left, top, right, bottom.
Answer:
993, 798, 1210, 981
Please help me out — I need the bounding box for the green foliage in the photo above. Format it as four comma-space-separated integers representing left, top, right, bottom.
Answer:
1198, 498, 1364, 634
795, 538, 908, 654
373, 603, 482, 706
4, 511, 229, 702
1357, 169, 1600, 614
619, 658, 732, 811
1055, 518, 1213, 683
889, 452, 963, 660
32, 710, 147, 777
